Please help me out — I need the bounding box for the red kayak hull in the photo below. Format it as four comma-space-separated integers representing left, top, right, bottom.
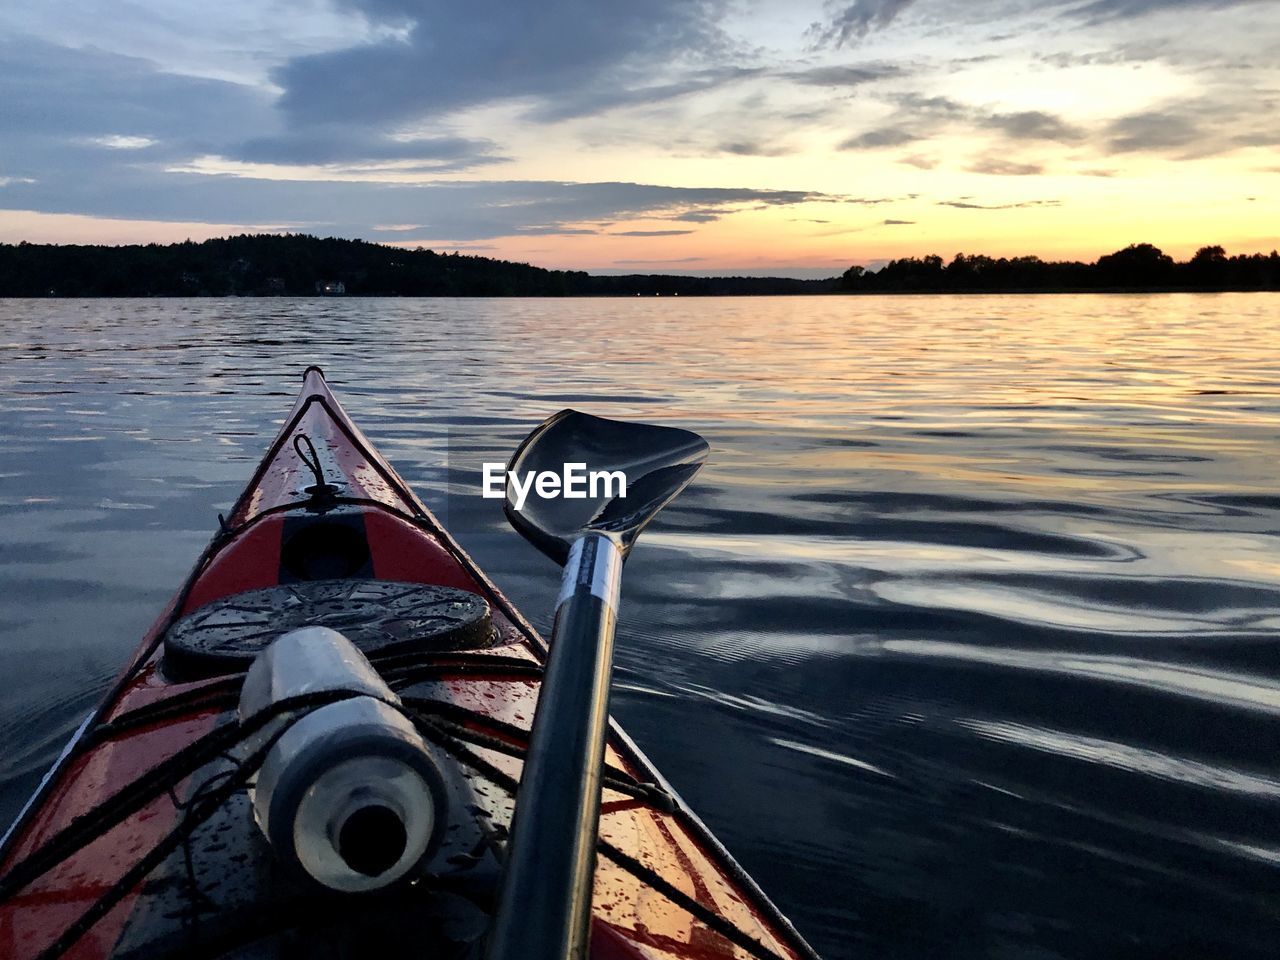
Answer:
0, 368, 816, 960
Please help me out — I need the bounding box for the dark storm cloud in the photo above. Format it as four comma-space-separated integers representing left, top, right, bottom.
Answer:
272, 0, 733, 126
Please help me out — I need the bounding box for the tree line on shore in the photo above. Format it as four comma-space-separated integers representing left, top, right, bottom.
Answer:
842, 244, 1280, 292
0, 234, 831, 297
0, 234, 1276, 296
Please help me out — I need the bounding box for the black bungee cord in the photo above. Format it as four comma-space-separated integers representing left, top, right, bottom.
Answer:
292, 433, 327, 491
0, 657, 798, 960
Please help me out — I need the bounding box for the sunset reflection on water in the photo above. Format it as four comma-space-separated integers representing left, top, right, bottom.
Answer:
1, 293, 1278, 959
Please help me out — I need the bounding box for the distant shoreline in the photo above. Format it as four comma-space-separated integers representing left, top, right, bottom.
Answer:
2, 234, 1277, 296
4, 289, 1278, 299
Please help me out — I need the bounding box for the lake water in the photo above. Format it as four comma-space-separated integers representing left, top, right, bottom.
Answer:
1, 295, 1278, 959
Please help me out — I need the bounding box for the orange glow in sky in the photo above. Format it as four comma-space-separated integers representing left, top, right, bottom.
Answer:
0, 1, 1276, 276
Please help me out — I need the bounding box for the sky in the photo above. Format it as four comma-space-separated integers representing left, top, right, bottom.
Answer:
0, 0, 1277, 277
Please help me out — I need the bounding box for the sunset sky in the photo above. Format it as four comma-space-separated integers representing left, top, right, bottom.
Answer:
1, 0, 1277, 277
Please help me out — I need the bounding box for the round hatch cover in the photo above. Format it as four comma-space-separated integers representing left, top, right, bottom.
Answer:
165, 579, 494, 676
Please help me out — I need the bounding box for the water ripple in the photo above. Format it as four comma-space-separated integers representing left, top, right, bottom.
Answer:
956, 719, 1280, 797
882, 640, 1280, 714
1, 294, 1279, 959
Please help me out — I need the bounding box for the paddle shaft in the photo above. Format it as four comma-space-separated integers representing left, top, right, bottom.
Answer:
486, 532, 623, 960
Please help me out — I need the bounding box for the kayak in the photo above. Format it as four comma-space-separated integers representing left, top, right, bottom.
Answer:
0, 367, 819, 960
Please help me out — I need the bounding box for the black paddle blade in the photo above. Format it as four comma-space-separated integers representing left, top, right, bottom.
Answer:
503, 410, 709, 564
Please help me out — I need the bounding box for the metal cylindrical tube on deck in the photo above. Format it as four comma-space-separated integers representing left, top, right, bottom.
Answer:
238, 626, 447, 893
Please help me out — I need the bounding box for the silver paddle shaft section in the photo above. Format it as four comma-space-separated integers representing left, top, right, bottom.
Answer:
486, 532, 623, 960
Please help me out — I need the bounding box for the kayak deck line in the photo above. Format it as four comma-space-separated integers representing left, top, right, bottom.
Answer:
2, 673, 794, 960
0, 713, 95, 855
0, 368, 821, 960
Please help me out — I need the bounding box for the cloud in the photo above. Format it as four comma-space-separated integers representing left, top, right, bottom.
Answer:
1103, 110, 1204, 153
273, 0, 735, 127
854, 87, 1279, 161
0, 163, 846, 241
782, 63, 901, 86
510, 226, 600, 236
982, 110, 1084, 142
813, 0, 1269, 45
1099, 100, 1280, 157
808, 0, 1271, 59
669, 209, 725, 223
5, 0, 1276, 256
0, 38, 273, 159
527, 67, 760, 124
613, 257, 706, 264
89, 135, 158, 150
0, 35, 514, 182
610, 229, 696, 236
716, 139, 791, 156
2, 35, 514, 179
882, 218, 915, 224
839, 126, 920, 149
938, 199, 1061, 209
233, 131, 505, 170
388, 240, 500, 251
893, 93, 971, 119
810, 0, 918, 47
837, 94, 972, 150
1068, 0, 1270, 23
966, 157, 1045, 175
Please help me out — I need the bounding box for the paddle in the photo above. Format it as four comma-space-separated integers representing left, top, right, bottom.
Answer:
485, 410, 709, 960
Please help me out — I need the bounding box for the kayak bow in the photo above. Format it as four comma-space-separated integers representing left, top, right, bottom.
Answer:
0, 367, 819, 960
